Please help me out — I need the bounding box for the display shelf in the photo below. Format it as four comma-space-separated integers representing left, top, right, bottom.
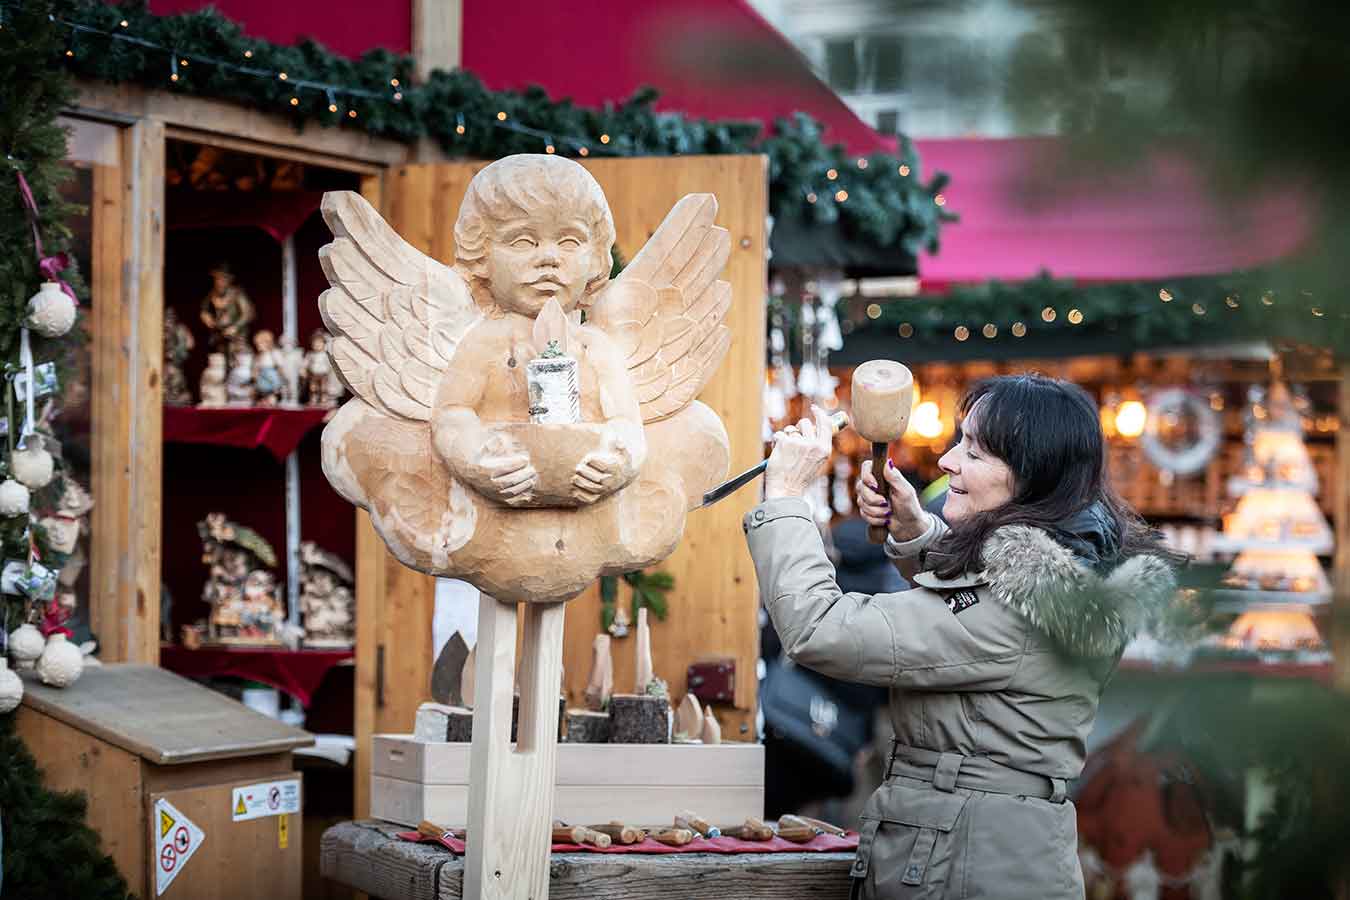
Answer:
160, 643, 352, 707
163, 405, 329, 461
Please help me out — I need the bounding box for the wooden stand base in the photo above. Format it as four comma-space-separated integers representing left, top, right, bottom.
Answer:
464, 593, 565, 900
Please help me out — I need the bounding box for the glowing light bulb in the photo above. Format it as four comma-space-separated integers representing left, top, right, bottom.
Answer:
390, 78, 400, 87
348, 109, 357, 118
289, 97, 299, 106
545, 144, 556, 154
579, 147, 589, 157
982, 323, 997, 338
934, 194, 946, 206
1011, 322, 1027, 337
600, 134, 611, 144
1115, 400, 1147, 438
1159, 288, 1173, 302
1192, 303, 1205, 316
912, 401, 944, 440
826, 168, 838, 180
898, 323, 914, 338
835, 189, 848, 202
497, 111, 507, 120
806, 192, 817, 204
1041, 307, 1056, 323
279, 72, 288, 81
866, 303, 882, 320
1068, 309, 1084, 324
954, 326, 970, 341
857, 158, 868, 169
898, 164, 910, 176
244, 49, 253, 58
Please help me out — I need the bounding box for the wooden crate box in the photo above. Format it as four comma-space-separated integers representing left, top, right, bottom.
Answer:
15, 664, 313, 899
371, 734, 763, 828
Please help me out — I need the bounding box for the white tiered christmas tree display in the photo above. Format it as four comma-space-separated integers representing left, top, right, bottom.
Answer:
1210, 382, 1332, 662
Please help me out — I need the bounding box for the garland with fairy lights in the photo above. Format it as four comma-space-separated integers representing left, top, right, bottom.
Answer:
846, 271, 1350, 351
20, 0, 954, 258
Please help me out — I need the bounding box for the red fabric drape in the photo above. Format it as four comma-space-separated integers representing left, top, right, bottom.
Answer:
164, 407, 329, 462
160, 645, 352, 707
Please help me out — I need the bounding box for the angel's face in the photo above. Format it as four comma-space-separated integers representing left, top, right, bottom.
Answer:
485, 210, 594, 316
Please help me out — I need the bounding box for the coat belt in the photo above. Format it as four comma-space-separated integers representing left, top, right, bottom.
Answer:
887, 742, 1069, 804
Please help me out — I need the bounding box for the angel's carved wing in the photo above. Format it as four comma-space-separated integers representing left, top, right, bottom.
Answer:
317, 191, 480, 421
586, 194, 732, 423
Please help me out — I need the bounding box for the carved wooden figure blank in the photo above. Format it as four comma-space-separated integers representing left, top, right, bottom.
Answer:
317, 154, 734, 900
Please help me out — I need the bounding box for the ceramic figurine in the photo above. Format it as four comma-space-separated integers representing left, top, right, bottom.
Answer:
303, 329, 337, 408
298, 541, 355, 648
252, 330, 284, 406
198, 352, 228, 407
198, 513, 284, 645
199, 263, 255, 358
163, 308, 196, 406
226, 350, 256, 406
278, 334, 304, 407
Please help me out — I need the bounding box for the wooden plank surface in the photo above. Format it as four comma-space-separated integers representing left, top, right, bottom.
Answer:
150, 773, 304, 900
374, 156, 768, 740
20, 664, 312, 765
321, 821, 853, 900
15, 705, 146, 898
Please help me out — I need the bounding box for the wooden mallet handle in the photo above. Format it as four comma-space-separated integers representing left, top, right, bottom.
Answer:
868, 443, 889, 544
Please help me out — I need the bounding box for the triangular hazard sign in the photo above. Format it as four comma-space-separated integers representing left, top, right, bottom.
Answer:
160, 809, 175, 838
235, 795, 247, 816
154, 798, 204, 896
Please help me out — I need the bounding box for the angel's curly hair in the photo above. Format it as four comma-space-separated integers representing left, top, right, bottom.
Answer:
454, 155, 616, 303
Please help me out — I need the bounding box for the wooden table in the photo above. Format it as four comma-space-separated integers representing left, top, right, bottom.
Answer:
321, 821, 854, 899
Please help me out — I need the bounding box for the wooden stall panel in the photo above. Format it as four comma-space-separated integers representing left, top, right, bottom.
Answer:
355, 156, 768, 755
148, 774, 303, 900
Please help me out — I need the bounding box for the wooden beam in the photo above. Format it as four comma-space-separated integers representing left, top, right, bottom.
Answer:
91, 120, 163, 664
73, 81, 409, 169
412, 0, 462, 81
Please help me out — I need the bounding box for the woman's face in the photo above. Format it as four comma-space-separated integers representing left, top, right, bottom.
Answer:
937, 404, 1015, 523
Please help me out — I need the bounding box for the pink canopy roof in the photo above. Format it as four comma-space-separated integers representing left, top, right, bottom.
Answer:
914, 137, 1312, 287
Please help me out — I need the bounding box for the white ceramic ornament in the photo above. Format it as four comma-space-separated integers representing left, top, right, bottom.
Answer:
0, 479, 30, 516
27, 282, 78, 338
0, 658, 22, 713
10, 445, 54, 489
8, 622, 44, 670
0, 655, 22, 712
36, 632, 83, 687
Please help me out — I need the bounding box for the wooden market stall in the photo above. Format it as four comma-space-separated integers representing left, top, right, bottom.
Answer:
63, 77, 769, 835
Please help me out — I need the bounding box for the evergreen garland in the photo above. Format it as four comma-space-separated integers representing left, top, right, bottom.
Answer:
38, 0, 952, 257
847, 271, 1349, 352
1, 0, 83, 633
0, 714, 133, 899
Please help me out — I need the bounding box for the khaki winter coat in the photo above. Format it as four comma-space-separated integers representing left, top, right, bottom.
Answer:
744, 498, 1176, 900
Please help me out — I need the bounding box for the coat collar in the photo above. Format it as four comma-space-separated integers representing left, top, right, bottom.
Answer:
967, 524, 1177, 658
911, 569, 987, 591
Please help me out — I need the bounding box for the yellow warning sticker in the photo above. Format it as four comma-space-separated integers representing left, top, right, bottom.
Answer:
159, 809, 175, 839
234, 795, 247, 817
278, 814, 289, 850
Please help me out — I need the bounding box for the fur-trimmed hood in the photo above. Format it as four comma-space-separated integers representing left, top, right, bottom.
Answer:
978, 524, 1178, 658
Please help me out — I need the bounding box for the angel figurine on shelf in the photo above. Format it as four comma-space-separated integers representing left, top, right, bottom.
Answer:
318, 154, 732, 603
163, 308, 196, 406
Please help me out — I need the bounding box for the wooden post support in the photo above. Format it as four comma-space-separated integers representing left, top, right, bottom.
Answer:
464, 593, 566, 900
1334, 361, 1350, 695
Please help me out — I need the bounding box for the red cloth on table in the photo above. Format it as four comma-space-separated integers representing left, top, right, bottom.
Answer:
396, 829, 859, 856
160, 645, 352, 707
163, 406, 330, 462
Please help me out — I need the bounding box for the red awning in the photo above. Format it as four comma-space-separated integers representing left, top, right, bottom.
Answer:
914, 137, 1313, 287
461, 0, 892, 156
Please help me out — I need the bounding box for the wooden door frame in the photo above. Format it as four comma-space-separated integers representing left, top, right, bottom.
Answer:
74, 83, 408, 669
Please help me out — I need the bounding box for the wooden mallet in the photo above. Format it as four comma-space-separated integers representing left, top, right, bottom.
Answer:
850, 360, 915, 544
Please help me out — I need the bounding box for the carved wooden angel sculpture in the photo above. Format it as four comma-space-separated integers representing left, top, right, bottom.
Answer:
318, 154, 732, 604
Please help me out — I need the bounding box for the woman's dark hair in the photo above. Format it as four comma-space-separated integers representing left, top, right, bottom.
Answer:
930, 374, 1174, 578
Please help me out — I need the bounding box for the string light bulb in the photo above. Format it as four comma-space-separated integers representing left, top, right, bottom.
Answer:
390, 78, 400, 87
835, 189, 848, 202
289, 96, 299, 106
170, 56, 179, 82
898, 322, 914, 338
1068, 309, 1084, 324
1192, 303, 1206, 316
866, 303, 882, 320
898, 164, 910, 176
600, 134, 611, 144
244, 48, 253, 58
1041, 307, 1057, 323
348, 109, 357, 119
1312, 307, 1325, 317
1115, 400, 1147, 438
393, 91, 403, 102
1261, 292, 1275, 306
982, 323, 997, 338
455, 113, 466, 135
578, 147, 589, 157
1011, 322, 1027, 337
954, 326, 970, 341
857, 158, 868, 169
120, 18, 129, 27
327, 89, 338, 114
278, 71, 288, 81
826, 168, 838, 180
497, 111, 507, 121
1159, 288, 1173, 302
934, 193, 946, 207
806, 192, 817, 204
1226, 296, 1240, 308
545, 141, 556, 154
